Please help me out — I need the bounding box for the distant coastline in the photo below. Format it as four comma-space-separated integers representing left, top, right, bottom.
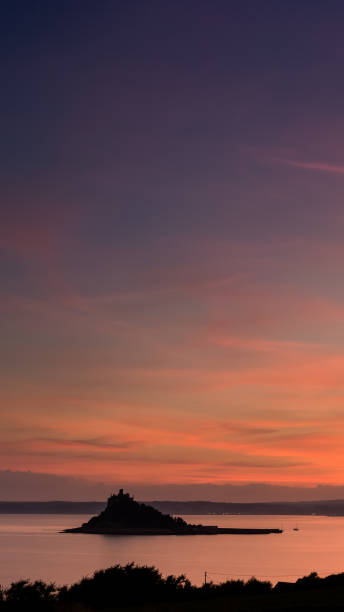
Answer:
0, 501, 105, 514
150, 499, 344, 517
2, 499, 344, 516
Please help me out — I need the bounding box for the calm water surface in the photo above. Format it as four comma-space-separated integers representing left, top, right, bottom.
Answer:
1, 513, 344, 586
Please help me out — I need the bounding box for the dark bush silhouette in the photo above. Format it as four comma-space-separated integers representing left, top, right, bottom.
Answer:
59, 562, 192, 609
321, 571, 344, 588
213, 578, 246, 597
295, 571, 321, 589
2, 564, 344, 610
4, 579, 56, 611
243, 576, 272, 594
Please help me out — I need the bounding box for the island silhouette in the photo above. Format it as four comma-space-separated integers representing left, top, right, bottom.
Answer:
64, 489, 282, 535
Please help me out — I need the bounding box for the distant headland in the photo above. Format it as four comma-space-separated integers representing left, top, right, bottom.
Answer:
63, 489, 282, 535
3, 498, 344, 516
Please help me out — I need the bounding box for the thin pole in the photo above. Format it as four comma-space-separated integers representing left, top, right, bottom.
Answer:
204, 571, 207, 585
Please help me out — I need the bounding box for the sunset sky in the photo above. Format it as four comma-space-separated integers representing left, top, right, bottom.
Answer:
2, 1, 344, 500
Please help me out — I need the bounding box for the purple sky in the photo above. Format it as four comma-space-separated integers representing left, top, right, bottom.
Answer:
2, 1, 344, 499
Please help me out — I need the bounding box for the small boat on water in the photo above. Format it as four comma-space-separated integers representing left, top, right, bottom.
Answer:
293, 527, 299, 531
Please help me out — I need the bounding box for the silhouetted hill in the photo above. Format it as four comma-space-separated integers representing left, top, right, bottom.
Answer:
64, 490, 281, 534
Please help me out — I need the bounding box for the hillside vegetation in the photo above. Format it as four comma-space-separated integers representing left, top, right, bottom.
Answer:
2, 564, 344, 611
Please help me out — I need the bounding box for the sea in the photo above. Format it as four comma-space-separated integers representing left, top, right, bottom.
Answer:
1, 513, 344, 587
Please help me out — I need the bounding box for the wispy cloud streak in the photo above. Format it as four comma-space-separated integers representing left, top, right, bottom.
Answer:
272, 156, 344, 175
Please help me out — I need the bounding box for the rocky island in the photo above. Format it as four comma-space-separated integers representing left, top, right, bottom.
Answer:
63, 489, 282, 535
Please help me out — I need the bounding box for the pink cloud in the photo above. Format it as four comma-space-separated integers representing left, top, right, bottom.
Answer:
247, 145, 344, 176
273, 157, 344, 175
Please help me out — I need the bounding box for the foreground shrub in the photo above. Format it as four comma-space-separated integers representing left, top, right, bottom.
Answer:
1, 564, 344, 610
59, 563, 192, 609
4, 579, 56, 611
